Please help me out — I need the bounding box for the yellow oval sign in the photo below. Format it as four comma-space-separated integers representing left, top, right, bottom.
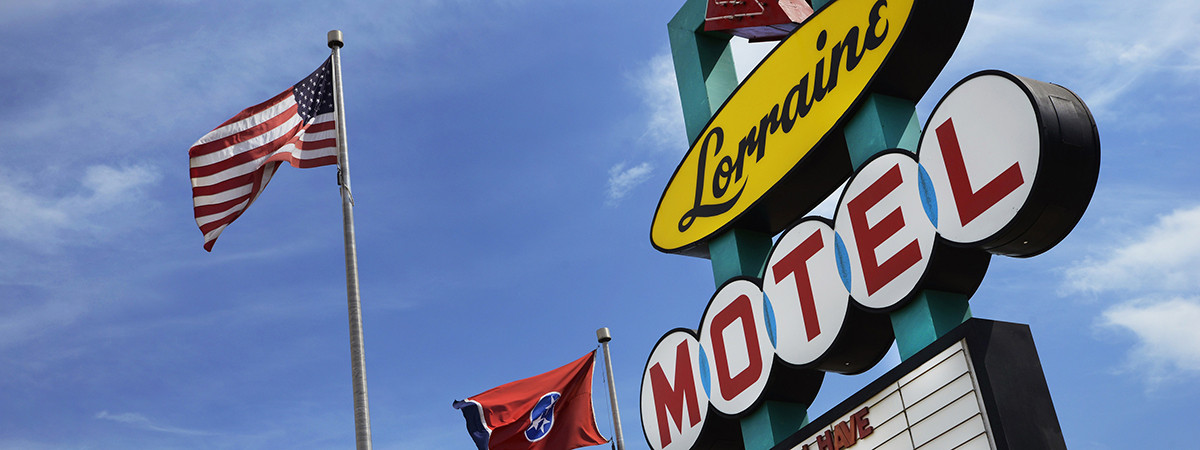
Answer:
651, 0, 972, 256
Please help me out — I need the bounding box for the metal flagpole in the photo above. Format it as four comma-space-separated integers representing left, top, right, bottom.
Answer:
328, 29, 373, 450
596, 328, 626, 450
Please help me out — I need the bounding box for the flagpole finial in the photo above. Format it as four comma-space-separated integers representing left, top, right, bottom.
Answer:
328, 30, 344, 49
596, 327, 612, 343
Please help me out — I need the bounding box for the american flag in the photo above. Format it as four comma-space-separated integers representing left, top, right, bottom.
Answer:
189, 58, 339, 251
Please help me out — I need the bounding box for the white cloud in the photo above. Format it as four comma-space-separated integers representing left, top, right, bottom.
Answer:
0, 164, 161, 248
1100, 298, 1200, 387
1076, 0, 1200, 111
635, 40, 776, 154
606, 162, 654, 206
96, 410, 214, 436
951, 0, 1200, 117
1061, 204, 1200, 295
605, 52, 689, 205
1062, 204, 1200, 387
635, 53, 687, 152
616, 42, 775, 206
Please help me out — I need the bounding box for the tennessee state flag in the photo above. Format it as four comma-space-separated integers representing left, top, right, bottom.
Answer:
453, 351, 609, 450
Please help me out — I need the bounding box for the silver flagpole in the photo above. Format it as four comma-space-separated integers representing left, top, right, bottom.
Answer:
328, 29, 373, 450
596, 328, 626, 450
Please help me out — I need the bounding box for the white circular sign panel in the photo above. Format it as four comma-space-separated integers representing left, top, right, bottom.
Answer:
763, 219, 849, 367
640, 330, 709, 450
834, 152, 937, 311
698, 279, 774, 416
919, 74, 1041, 245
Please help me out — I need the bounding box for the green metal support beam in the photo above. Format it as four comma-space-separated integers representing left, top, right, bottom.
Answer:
741, 401, 811, 449
668, 0, 738, 144
843, 94, 922, 168
890, 290, 972, 360
708, 228, 773, 286
842, 94, 973, 362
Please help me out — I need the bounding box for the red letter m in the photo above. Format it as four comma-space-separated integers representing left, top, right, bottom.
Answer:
650, 341, 703, 448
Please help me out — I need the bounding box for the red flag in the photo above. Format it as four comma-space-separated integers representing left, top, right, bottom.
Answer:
454, 351, 609, 450
189, 58, 339, 251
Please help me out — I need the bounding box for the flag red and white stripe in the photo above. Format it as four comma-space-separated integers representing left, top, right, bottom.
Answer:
189, 58, 338, 251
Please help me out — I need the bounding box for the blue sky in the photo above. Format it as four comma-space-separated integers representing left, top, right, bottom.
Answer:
1, 0, 1198, 449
